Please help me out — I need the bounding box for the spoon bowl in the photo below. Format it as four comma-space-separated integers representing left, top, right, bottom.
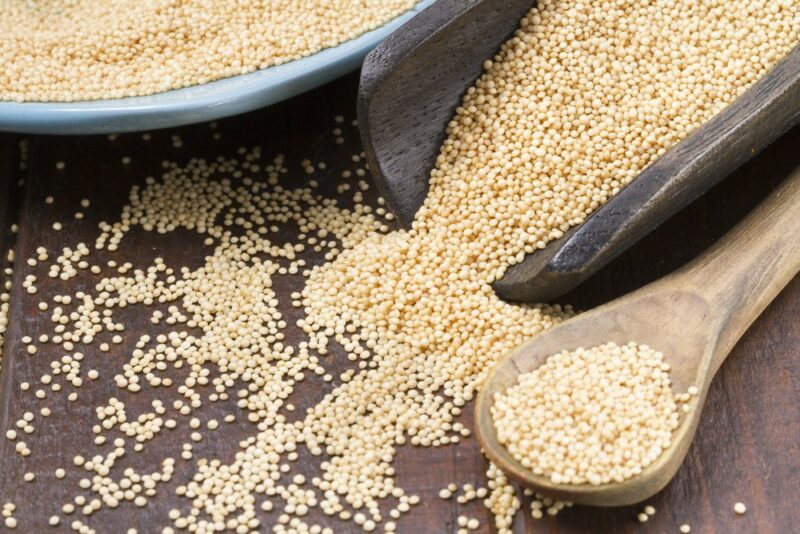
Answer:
475, 290, 714, 506
475, 163, 800, 506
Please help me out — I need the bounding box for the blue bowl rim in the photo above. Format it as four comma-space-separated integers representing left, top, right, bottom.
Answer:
0, 0, 435, 135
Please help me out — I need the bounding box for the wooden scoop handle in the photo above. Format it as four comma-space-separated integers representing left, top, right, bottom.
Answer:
493, 47, 800, 303
671, 163, 800, 372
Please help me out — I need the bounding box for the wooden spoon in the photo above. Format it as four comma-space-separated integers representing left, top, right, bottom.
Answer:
358, 0, 800, 302
474, 163, 800, 506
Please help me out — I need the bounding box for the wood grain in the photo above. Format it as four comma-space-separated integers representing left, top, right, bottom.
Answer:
0, 134, 22, 374
0, 135, 20, 270
0, 74, 797, 533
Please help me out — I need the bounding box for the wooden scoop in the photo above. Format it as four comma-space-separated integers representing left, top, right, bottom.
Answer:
358, 0, 800, 302
474, 163, 800, 506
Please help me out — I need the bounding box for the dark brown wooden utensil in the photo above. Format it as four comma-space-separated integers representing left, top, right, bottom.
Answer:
358, 0, 800, 302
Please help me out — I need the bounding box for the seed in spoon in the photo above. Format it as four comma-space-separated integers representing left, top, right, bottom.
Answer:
491, 341, 694, 485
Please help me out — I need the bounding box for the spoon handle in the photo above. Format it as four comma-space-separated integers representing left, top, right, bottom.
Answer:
674, 163, 800, 370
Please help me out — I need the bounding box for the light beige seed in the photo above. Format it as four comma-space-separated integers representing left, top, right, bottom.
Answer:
492, 342, 682, 485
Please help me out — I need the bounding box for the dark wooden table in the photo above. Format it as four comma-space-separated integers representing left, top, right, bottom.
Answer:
0, 73, 797, 533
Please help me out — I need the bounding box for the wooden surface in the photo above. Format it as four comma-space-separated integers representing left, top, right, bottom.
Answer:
0, 73, 798, 533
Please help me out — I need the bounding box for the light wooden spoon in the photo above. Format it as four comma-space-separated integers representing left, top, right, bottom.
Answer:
474, 163, 800, 506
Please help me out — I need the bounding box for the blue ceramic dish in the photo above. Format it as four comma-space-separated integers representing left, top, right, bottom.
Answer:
0, 0, 435, 135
